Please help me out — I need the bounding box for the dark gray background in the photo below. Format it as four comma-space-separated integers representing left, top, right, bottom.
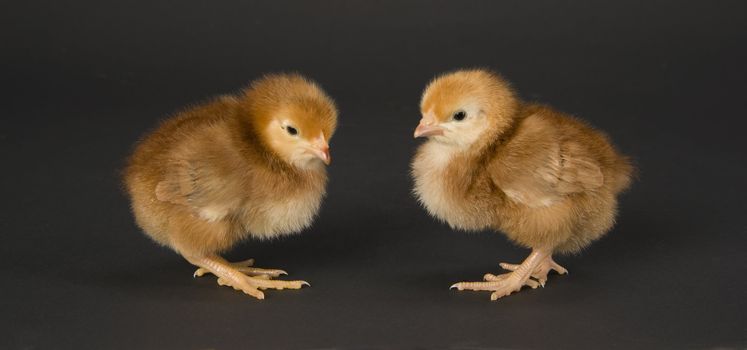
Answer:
2, 1, 745, 349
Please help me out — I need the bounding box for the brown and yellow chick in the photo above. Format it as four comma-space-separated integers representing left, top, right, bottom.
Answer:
412, 69, 633, 300
124, 73, 337, 299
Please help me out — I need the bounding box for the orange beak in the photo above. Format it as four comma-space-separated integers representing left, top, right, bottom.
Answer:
413, 115, 444, 138
310, 134, 331, 165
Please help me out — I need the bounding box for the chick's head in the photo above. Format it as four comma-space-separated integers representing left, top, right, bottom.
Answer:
244, 74, 338, 168
415, 69, 518, 147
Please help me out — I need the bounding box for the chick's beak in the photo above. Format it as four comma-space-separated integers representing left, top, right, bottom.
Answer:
310, 135, 331, 165
413, 118, 444, 138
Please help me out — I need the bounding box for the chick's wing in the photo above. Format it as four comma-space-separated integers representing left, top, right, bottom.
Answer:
155, 157, 247, 221
496, 140, 603, 208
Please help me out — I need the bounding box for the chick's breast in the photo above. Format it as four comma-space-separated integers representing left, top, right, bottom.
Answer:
412, 141, 501, 232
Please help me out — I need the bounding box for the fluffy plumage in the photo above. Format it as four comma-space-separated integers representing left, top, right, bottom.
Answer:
411, 69, 633, 300
124, 73, 337, 299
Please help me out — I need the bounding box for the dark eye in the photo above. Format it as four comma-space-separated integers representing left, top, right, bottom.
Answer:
452, 110, 467, 121
286, 126, 298, 136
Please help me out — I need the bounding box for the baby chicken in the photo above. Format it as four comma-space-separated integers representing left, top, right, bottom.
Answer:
124, 73, 337, 299
412, 69, 633, 300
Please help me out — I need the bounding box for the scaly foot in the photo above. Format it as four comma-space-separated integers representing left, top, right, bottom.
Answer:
498, 256, 567, 287
188, 255, 309, 300
450, 247, 566, 300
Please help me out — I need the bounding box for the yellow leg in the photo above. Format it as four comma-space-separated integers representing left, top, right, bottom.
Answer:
186, 255, 309, 300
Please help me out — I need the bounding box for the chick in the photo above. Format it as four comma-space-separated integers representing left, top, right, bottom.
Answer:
412, 69, 633, 300
124, 73, 337, 299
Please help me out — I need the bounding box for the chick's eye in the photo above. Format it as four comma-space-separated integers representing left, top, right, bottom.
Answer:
452, 110, 467, 121
286, 126, 298, 136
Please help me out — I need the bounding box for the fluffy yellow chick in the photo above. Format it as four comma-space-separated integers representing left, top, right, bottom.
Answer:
412, 69, 633, 300
124, 73, 337, 299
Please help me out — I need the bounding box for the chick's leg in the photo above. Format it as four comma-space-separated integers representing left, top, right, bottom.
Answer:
451, 247, 566, 300
186, 255, 309, 300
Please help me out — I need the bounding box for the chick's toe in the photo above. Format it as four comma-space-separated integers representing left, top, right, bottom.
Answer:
194, 258, 287, 278
451, 273, 538, 300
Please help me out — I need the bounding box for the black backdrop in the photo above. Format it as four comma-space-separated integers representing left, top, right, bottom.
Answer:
2, 1, 745, 349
